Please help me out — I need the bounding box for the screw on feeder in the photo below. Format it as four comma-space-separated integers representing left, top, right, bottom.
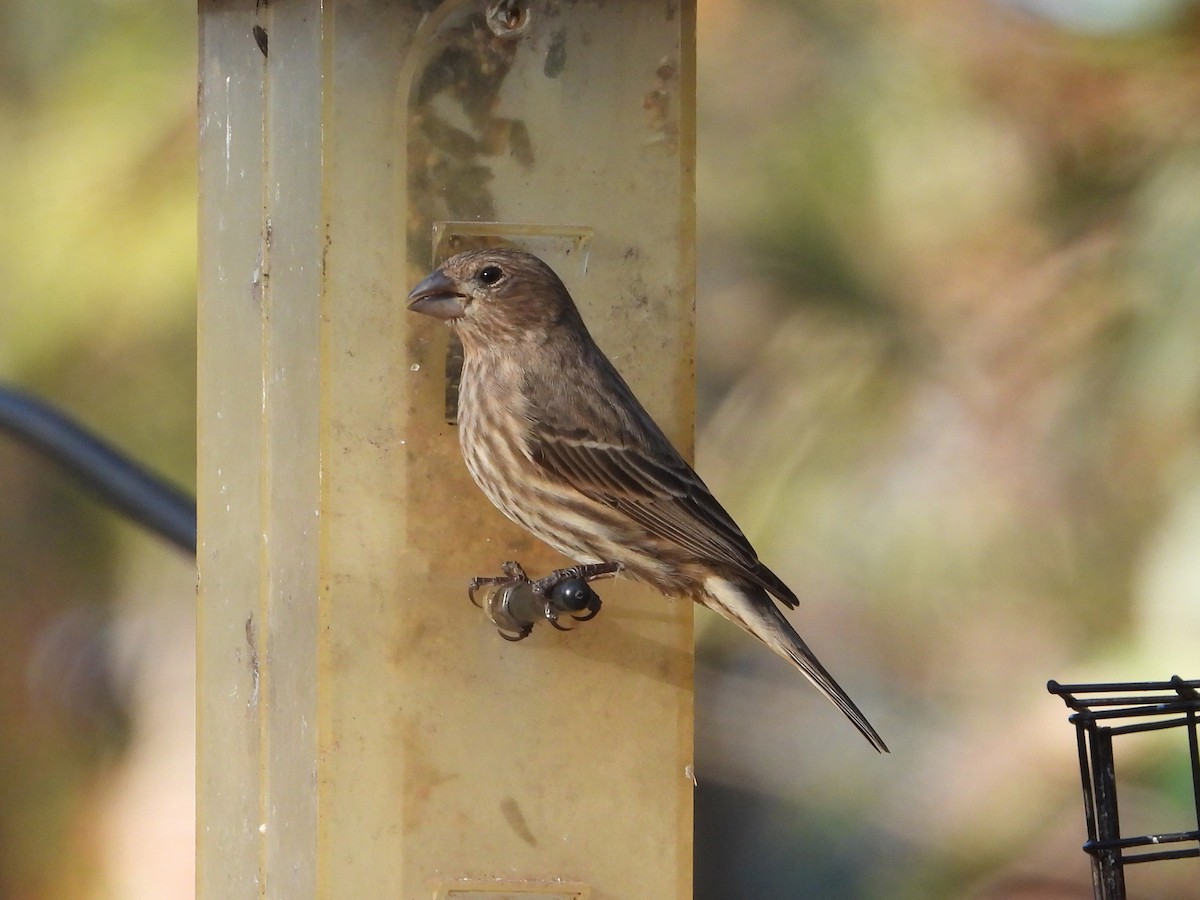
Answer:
486, 0, 531, 39
549, 578, 599, 615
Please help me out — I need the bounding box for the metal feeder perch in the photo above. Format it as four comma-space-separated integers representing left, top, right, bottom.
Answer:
1047, 676, 1200, 899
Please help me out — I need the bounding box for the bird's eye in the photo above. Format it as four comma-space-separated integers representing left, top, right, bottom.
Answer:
477, 265, 504, 286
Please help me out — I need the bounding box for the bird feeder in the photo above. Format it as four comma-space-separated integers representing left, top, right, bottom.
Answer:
197, 1, 695, 897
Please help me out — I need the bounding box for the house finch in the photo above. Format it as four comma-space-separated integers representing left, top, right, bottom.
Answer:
408, 249, 887, 752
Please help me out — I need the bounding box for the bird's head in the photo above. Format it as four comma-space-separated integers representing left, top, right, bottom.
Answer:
406, 249, 581, 344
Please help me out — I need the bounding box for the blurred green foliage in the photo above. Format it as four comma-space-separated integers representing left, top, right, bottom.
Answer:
696, 0, 1200, 896
0, 1, 194, 897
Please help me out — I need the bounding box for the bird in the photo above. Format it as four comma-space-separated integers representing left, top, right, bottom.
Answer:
407, 248, 887, 752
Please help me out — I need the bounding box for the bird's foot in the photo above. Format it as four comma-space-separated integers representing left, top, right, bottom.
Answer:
467, 560, 621, 640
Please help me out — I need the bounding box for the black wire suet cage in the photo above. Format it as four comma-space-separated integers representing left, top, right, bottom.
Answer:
1048, 676, 1200, 900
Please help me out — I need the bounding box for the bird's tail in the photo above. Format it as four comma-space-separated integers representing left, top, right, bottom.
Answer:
704, 576, 888, 753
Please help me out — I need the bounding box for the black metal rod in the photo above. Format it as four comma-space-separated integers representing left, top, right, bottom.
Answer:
0, 385, 196, 554
1188, 708, 1200, 838
1090, 729, 1126, 899
1102, 716, 1200, 736
1049, 678, 1200, 700
1120, 847, 1200, 864
1074, 721, 1103, 898
1087, 830, 1200, 851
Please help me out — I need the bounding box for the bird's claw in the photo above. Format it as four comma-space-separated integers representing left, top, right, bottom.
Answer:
545, 602, 572, 631
467, 560, 619, 639
496, 622, 534, 642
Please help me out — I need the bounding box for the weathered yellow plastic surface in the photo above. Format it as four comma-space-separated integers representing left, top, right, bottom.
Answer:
198, 2, 695, 898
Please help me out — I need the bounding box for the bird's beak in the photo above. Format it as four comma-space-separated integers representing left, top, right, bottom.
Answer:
407, 270, 466, 320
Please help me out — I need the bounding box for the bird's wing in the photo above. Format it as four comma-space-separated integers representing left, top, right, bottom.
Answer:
525, 363, 799, 608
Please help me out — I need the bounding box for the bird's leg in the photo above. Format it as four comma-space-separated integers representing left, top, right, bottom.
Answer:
467, 560, 619, 638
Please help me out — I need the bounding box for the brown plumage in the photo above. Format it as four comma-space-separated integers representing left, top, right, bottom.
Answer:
408, 248, 887, 752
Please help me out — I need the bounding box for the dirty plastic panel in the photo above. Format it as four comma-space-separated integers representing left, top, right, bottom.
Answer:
198, 2, 695, 898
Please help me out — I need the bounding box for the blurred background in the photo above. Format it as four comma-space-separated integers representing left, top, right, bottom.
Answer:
1, 0, 1199, 897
